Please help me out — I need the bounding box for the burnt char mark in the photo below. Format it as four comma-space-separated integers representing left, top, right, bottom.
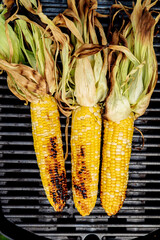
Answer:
81, 165, 86, 172
80, 146, 85, 157
50, 136, 57, 142
48, 168, 57, 204
73, 148, 93, 200
48, 165, 67, 203
77, 146, 85, 158
139, 8, 155, 41
20, 69, 24, 76
47, 137, 67, 205
78, 165, 86, 175
73, 152, 88, 199
47, 114, 50, 120
73, 182, 87, 199
32, 70, 37, 76
50, 137, 57, 159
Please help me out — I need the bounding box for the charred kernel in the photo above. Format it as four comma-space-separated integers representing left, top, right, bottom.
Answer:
57, 190, 61, 195
80, 146, 85, 157
82, 195, 87, 199
32, 69, 37, 76
53, 197, 57, 203
50, 136, 57, 142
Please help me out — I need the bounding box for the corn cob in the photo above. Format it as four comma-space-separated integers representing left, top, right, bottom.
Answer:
30, 95, 67, 211
71, 105, 101, 216
101, 0, 159, 216
0, 2, 69, 211
56, 0, 108, 216
101, 114, 134, 216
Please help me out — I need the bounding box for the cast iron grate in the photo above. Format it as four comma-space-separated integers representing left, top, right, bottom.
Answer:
0, 1, 160, 240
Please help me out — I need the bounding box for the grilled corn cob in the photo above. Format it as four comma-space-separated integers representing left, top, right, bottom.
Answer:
101, 0, 159, 216
0, 1, 68, 211
31, 95, 67, 211
56, 0, 108, 215
101, 114, 134, 216
71, 105, 101, 216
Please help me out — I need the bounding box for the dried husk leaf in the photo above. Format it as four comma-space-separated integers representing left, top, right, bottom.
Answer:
0, 59, 47, 101
109, 45, 140, 65
3, 0, 15, 9
7, 74, 28, 102
74, 57, 97, 107
105, 0, 159, 122
54, 13, 84, 44
94, 18, 108, 75
73, 43, 106, 58
42, 35, 57, 95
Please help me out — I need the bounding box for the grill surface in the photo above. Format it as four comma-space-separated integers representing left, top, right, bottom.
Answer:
0, 1, 160, 240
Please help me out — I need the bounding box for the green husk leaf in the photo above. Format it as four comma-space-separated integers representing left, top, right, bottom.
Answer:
105, 53, 131, 122
14, 18, 57, 95
15, 19, 36, 68
0, 14, 24, 63
31, 23, 45, 76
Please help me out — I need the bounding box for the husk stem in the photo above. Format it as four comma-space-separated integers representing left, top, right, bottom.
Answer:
105, 0, 159, 123
54, 0, 108, 108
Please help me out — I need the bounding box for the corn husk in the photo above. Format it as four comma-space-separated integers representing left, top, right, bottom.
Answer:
0, 2, 68, 103
105, 0, 159, 122
0, 8, 45, 102
3, 0, 66, 45
1, 60, 47, 102
54, 0, 108, 108
15, 19, 57, 95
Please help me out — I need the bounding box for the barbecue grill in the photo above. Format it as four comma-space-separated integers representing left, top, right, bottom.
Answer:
0, 1, 160, 240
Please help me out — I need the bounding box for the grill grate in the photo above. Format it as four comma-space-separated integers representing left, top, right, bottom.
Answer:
0, 1, 160, 240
